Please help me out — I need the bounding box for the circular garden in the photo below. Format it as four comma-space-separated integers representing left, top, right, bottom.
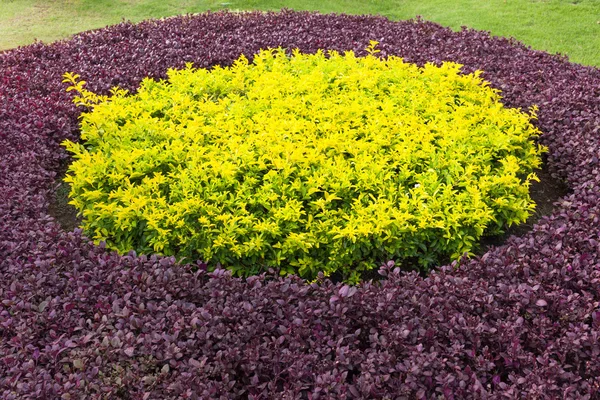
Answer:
1, 10, 599, 399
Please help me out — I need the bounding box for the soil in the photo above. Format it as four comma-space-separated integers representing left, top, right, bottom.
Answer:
48, 156, 82, 233
48, 155, 570, 278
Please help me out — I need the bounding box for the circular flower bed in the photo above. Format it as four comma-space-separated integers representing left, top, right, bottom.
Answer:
0, 10, 599, 399
63, 46, 543, 280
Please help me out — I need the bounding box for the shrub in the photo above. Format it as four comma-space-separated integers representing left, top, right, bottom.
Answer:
62, 44, 544, 280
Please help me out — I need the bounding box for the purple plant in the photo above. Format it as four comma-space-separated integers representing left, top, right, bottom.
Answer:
0, 10, 599, 399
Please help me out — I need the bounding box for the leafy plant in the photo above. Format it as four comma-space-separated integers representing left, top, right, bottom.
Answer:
63, 43, 545, 280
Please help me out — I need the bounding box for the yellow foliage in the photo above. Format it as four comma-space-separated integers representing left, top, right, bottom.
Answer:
62, 44, 545, 280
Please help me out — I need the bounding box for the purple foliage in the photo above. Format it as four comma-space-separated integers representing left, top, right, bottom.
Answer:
1, 10, 600, 399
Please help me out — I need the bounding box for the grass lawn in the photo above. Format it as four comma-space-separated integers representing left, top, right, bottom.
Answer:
0, 0, 598, 67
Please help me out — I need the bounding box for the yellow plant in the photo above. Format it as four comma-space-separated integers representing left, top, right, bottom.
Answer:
62, 43, 545, 281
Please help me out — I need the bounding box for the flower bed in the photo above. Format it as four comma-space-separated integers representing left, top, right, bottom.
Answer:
0, 10, 599, 399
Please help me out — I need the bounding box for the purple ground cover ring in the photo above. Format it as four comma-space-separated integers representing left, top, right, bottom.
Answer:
1, 10, 599, 399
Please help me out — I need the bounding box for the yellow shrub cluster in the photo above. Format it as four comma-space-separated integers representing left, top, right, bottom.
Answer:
62, 42, 545, 281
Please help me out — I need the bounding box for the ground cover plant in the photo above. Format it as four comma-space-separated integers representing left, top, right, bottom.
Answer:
1, 10, 599, 399
1, 0, 599, 67
62, 45, 544, 280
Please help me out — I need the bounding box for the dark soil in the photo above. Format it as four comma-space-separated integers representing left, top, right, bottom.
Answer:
48, 157, 570, 278
48, 157, 82, 232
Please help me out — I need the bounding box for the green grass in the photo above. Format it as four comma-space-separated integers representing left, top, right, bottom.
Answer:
0, 0, 598, 67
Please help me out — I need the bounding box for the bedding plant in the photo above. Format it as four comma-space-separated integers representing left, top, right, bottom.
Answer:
1, 10, 599, 399
61, 43, 544, 281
